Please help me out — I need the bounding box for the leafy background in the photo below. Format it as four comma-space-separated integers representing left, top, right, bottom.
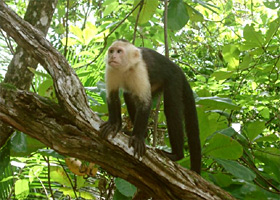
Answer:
0, 0, 279, 199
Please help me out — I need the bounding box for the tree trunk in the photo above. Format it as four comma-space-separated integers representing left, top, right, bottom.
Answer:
0, 0, 57, 147
0, 1, 235, 199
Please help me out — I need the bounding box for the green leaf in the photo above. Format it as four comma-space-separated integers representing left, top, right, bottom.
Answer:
259, 107, 270, 119
37, 149, 65, 159
115, 178, 136, 197
254, 147, 280, 180
113, 189, 131, 200
222, 44, 240, 70
254, 134, 279, 143
83, 23, 98, 45
15, 179, 29, 199
50, 166, 72, 187
217, 127, 237, 137
239, 54, 252, 70
29, 166, 44, 183
133, 0, 158, 24
197, 97, 240, 110
209, 173, 232, 187
70, 25, 83, 42
103, 2, 119, 16
263, 0, 280, 9
10, 132, 27, 157
265, 18, 280, 44
197, 107, 218, 145
244, 121, 266, 141
38, 79, 53, 97
211, 70, 234, 80
204, 133, 243, 160
167, 0, 189, 30
216, 159, 256, 181
186, 4, 203, 22
243, 25, 264, 48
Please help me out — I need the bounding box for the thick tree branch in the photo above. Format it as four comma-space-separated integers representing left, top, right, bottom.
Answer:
0, 1, 235, 199
0, 0, 57, 147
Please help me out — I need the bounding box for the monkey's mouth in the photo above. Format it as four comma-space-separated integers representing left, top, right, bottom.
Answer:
109, 61, 119, 66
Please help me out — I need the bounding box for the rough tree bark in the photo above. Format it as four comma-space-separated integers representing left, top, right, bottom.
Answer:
0, 1, 235, 199
0, 0, 58, 147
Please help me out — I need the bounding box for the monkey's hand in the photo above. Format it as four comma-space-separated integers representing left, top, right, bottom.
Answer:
129, 136, 146, 158
99, 121, 121, 139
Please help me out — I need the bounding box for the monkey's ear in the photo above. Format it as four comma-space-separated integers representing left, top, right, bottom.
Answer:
133, 49, 140, 59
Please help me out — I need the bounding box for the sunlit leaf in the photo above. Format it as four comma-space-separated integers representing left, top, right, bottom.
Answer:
222, 44, 240, 70
133, 0, 158, 24
15, 179, 29, 199
243, 25, 264, 48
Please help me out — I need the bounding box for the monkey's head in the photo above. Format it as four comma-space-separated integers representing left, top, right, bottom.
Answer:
105, 40, 141, 71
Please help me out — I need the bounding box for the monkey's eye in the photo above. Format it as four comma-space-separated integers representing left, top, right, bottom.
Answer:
117, 49, 122, 53
109, 49, 114, 54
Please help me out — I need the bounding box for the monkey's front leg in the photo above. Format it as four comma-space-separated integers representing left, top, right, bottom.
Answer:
128, 102, 151, 158
100, 91, 122, 139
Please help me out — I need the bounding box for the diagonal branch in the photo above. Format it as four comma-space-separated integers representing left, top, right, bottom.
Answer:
0, 1, 98, 130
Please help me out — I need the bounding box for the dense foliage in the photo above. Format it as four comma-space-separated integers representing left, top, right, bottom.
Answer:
0, 0, 279, 199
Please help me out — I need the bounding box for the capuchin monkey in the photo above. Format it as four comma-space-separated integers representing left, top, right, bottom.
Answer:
100, 39, 201, 174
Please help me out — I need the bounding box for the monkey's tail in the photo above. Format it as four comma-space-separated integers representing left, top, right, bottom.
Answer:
183, 78, 201, 174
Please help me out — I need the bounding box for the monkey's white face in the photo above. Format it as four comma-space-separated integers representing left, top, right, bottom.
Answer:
107, 45, 128, 68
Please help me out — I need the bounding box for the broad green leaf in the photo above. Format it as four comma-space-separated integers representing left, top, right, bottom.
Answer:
243, 25, 264, 48
83, 23, 98, 45
10, 132, 27, 156
266, 18, 280, 44
103, 2, 119, 16
115, 178, 136, 197
204, 133, 243, 160
259, 107, 270, 119
61, 37, 77, 46
186, 4, 203, 22
29, 166, 44, 183
239, 54, 252, 70
70, 25, 83, 42
133, 0, 158, 24
217, 127, 237, 137
50, 166, 72, 187
197, 97, 240, 110
244, 121, 266, 141
15, 179, 29, 199
264, 0, 280, 9
254, 134, 279, 143
254, 147, 280, 180
76, 176, 87, 190
224, 13, 236, 26
197, 107, 218, 145
28, 67, 52, 79
211, 71, 233, 80
216, 159, 256, 181
38, 79, 53, 97
167, 0, 189, 30
113, 189, 131, 200
60, 188, 95, 199
222, 44, 240, 70
210, 173, 232, 187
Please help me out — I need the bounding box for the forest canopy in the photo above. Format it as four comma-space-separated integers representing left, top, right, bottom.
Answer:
0, 0, 279, 199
